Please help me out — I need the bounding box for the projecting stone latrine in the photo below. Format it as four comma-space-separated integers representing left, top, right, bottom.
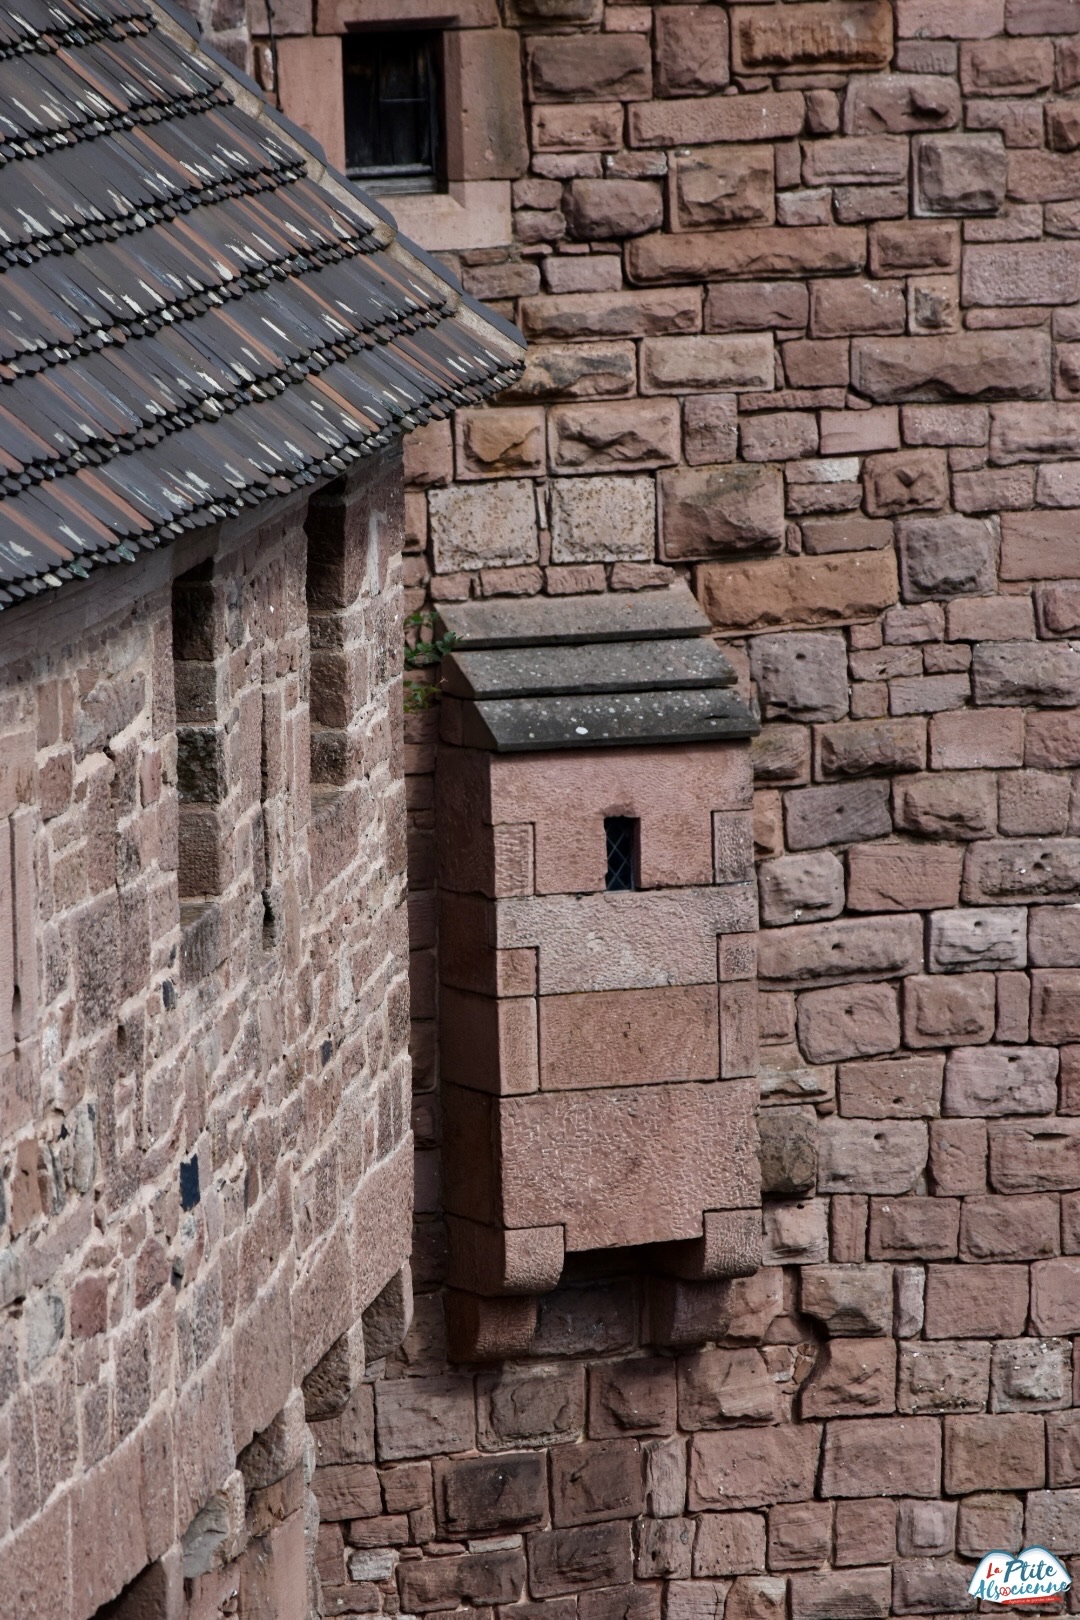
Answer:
12, 0, 1080, 1617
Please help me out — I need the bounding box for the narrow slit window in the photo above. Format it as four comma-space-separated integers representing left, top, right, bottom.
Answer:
343, 32, 441, 194
605, 817, 638, 892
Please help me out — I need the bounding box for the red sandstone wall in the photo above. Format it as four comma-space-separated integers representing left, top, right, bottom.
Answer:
374, 4, 1080, 1619
0, 457, 413, 1619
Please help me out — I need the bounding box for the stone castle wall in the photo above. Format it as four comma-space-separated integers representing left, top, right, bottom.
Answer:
0, 455, 414, 1618
353, 4, 1080, 1618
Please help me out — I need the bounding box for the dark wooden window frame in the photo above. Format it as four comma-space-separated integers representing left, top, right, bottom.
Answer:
342, 29, 444, 194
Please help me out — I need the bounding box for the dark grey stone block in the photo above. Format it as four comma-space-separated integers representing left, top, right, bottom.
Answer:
436, 583, 710, 649
449, 687, 758, 752
441, 638, 736, 700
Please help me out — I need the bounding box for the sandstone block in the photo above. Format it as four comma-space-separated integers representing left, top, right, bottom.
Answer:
549, 476, 655, 564
565, 181, 663, 241
551, 1439, 644, 1525
991, 1119, 1080, 1196
688, 1426, 821, 1511
834, 1500, 897, 1568
946, 1047, 1058, 1118
628, 93, 805, 152
838, 1054, 943, 1118
506, 343, 636, 403
895, 772, 996, 840
991, 1339, 1071, 1413
1031, 908, 1080, 968
477, 1366, 585, 1450
642, 336, 774, 396
1006, 0, 1080, 32
802, 135, 908, 189
750, 633, 847, 723
696, 551, 898, 634
800, 1338, 896, 1419
740, 413, 819, 464
789, 1567, 890, 1620
847, 843, 960, 911
1025, 714, 1080, 769
961, 1194, 1060, 1264
659, 465, 784, 560
1032, 1257, 1080, 1336
911, 1500, 968, 1571
891, 1558, 975, 1614
706, 282, 809, 333
693, 1513, 767, 1577
915, 132, 1007, 215
655, 6, 729, 96
499, 1080, 759, 1248
963, 840, 1080, 905
725, 1581, 786, 1620
683, 395, 738, 466
435, 1453, 547, 1535
731, 2, 892, 74
800, 1264, 893, 1335
897, 1339, 990, 1415
636, 1518, 693, 1580
999, 772, 1071, 839
519, 290, 700, 342
863, 449, 948, 516
816, 717, 925, 779
549, 401, 679, 474
868, 1196, 959, 1260
928, 909, 1026, 973
758, 852, 844, 927
758, 915, 923, 988
528, 1524, 634, 1597
665, 1580, 732, 1620
627, 225, 866, 285
820, 1417, 941, 1499
897, 514, 996, 602
528, 36, 651, 101
930, 709, 1024, 770
767, 1502, 832, 1571
430, 482, 539, 574
974, 642, 1080, 706
904, 973, 996, 1048
850, 330, 1050, 403
924, 1263, 1029, 1339
588, 1359, 675, 1440
1023, 1488, 1080, 1556
956, 1492, 1024, 1558
797, 983, 900, 1064
943, 1414, 1045, 1494
375, 1378, 476, 1463
869, 219, 960, 277
1048, 1411, 1080, 1486
456, 408, 546, 481
845, 73, 961, 135
539, 986, 718, 1092
784, 781, 892, 851
759, 1109, 818, 1197
672, 147, 774, 232
762, 1197, 829, 1264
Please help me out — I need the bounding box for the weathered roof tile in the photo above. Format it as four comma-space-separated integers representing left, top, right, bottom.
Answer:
0, 0, 523, 603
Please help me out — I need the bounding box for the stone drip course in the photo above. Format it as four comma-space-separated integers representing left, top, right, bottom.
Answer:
384, 1, 1080, 1618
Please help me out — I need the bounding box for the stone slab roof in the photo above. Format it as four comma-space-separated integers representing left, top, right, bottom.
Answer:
439, 583, 760, 751
0, 0, 524, 606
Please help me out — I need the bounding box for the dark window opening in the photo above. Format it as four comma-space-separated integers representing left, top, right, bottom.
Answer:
343, 32, 441, 194
605, 817, 638, 892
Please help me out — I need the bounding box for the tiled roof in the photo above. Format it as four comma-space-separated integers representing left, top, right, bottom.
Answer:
0, 0, 524, 607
